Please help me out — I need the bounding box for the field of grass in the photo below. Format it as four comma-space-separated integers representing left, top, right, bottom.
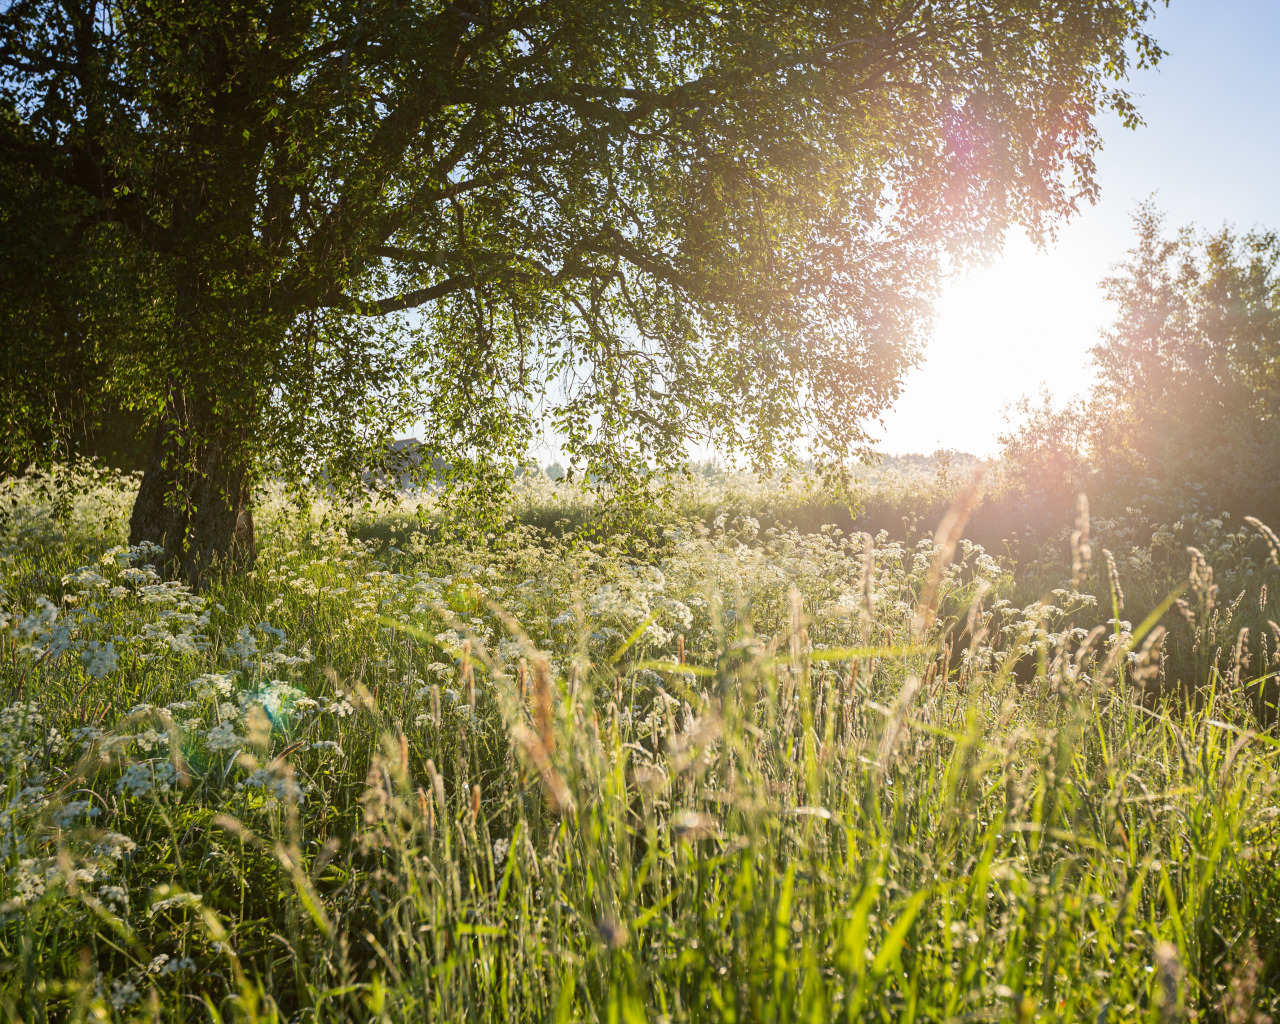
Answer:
1, 465, 1277, 1022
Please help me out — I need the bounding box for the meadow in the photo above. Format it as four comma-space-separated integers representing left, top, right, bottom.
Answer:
1, 463, 1277, 1022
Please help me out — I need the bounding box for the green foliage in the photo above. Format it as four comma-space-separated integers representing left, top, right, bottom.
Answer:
1, 0, 1167, 521
1092, 204, 1280, 515
999, 205, 1280, 526
1, 466, 1277, 1022
0, 120, 163, 473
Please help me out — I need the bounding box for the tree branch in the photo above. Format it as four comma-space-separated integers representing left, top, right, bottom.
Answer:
323, 275, 475, 316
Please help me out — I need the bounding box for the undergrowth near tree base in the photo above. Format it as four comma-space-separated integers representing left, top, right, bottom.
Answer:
0, 467, 1277, 1022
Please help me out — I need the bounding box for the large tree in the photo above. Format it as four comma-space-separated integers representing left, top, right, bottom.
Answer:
1, 0, 1165, 582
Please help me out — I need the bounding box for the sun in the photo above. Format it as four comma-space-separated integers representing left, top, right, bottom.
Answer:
876, 231, 1113, 457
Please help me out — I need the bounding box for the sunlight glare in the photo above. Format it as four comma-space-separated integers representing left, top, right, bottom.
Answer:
874, 231, 1115, 458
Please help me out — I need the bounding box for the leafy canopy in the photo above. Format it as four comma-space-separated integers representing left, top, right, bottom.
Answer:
2, 0, 1165, 496
1091, 204, 1280, 510
998, 204, 1280, 520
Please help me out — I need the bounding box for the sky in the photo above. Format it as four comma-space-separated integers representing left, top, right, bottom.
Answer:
874, 0, 1280, 457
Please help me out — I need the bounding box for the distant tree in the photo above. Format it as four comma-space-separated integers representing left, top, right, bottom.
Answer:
1, 0, 1166, 583
1090, 204, 1280, 513
995, 388, 1091, 512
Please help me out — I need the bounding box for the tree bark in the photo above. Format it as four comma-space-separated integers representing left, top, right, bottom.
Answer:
128, 391, 255, 587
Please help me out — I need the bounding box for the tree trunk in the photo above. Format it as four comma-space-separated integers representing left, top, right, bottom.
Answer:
128, 391, 255, 588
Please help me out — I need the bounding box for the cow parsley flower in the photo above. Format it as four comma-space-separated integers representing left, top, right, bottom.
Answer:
203, 722, 242, 752
238, 768, 306, 805
98, 884, 129, 913
51, 800, 101, 829
191, 672, 236, 698
492, 837, 510, 869
93, 832, 137, 861
115, 761, 178, 798
110, 978, 141, 1010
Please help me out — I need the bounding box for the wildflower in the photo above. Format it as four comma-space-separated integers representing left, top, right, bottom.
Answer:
121, 566, 157, 586
159, 956, 196, 975
238, 767, 306, 805
133, 730, 169, 753
51, 800, 101, 829
191, 672, 236, 698
247, 681, 306, 721
148, 891, 202, 915
435, 628, 463, 649
166, 632, 203, 656
492, 837, 511, 869
14, 858, 57, 902
92, 832, 137, 861
110, 978, 141, 1010
203, 722, 242, 752
115, 761, 179, 798
98, 885, 129, 913
327, 698, 356, 718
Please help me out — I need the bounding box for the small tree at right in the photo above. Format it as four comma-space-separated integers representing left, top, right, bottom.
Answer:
1090, 203, 1280, 515
1004, 204, 1280, 521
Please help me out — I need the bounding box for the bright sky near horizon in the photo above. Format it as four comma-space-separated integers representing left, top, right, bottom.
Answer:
874, 0, 1280, 457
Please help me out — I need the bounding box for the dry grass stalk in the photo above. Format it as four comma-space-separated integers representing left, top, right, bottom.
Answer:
913, 468, 985, 640
461, 638, 475, 707
858, 532, 876, 634
426, 758, 446, 818
1131, 626, 1167, 690
1220, 940, 1272, 1024
1072, 493, 1092, 586
876, 675, 921, 776
1103, 548, 1125, 616
1244, 516, 1280, 568
1154, 941, 1183, 1023
1232, 627, 1250, 691
788, 587, 804, 660
532, 654, 555, 756
512, 724, 573, 813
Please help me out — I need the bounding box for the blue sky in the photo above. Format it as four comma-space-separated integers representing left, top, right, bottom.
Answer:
875, 0, 1280, 456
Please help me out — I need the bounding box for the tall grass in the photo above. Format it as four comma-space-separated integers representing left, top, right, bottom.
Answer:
0, 467, 1276, 1022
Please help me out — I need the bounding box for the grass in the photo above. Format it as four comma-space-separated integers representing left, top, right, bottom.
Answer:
0, 464, 1277, 1022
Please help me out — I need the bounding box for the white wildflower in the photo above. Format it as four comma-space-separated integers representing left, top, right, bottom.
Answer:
237, 767, 306, 805
93, 832, 138, 861
492, 837, 511, 869
115, 761, 179, 798
110, 978, 141, 1010
327, 698, 355, 718
148, 891, 202, 915
51, 800, 101, 829
191, 672, 236, 698
203, 722, 242, 752
97, 884, 129, 913
133, 730, 169, 753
